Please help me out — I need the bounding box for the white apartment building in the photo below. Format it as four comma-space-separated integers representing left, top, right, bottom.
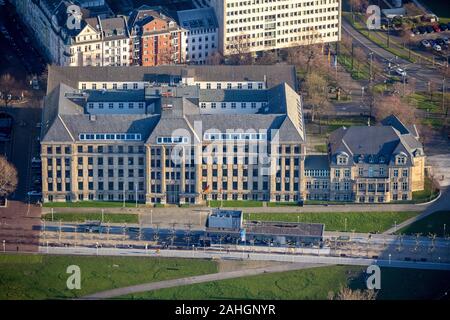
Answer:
206, 0, 342, 55
177, 7, 219, 64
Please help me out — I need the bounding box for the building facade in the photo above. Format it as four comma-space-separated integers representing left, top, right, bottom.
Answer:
177, 7, 219, 64
302, 117, 426, 203
204, 0, 342, 56
40, 65, 424, 205
128, 6, 185, 66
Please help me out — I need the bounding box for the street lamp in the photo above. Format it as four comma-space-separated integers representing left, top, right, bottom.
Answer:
388, 253, 391, 265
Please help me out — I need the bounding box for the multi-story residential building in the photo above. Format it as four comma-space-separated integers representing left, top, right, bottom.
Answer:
11, 0, 113, 66
98, 16, 132, 66
128, 6, 185, 66
40, 65, 425, 205
177, 7, 219, 64
203, 0, 342, 55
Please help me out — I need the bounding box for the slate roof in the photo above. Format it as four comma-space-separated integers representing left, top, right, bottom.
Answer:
86, 90, 145, 102
328, 117, 424, 166
199, 89, 268, 102
177, 7, 218, 31
46, 65, 298, 94
43, 114, 159, 143
304, 155, 330, 170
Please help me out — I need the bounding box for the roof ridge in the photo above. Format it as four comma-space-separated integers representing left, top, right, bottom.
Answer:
57, 114, 75, 142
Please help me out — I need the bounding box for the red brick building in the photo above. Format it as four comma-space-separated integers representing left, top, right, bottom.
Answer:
128, 6, 184, 66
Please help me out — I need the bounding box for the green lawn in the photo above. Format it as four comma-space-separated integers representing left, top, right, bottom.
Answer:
207, 200, 264, 208
412, 175, 440, 203
43, 201, 143, 208
244, 211, 418, 233
267, 202, 301, 207
0, 254, 218, 299
122, 265, 361, 300
313, 144, 328, 153
398, 211, 450, 237
42, 212, 139, 223
325, 116, 368, 132
120, 265, 450, 300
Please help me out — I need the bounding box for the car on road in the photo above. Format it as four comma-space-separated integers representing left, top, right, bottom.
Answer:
394, 68, 407, 77
426, 25, 434, 33
420, 39, 431, 48
27, 191, 42, 196
433, 44, 442, 52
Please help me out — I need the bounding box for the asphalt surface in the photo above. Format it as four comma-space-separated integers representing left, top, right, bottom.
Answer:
342, 19, 447, 93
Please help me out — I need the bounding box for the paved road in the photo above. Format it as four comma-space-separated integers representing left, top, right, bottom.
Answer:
342, 19, 446, 92
82, 262, 326, 299
42, 246, 450, 271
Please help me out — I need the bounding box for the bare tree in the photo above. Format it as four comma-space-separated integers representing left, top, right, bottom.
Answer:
330, 286, 377, 300
255, 50, 278, 65
304, 72, 332, 127
226, 34, 253, 65
206, 51, 224, 65
0, 156, 18, 198
0, 74, 18, 107
373, 94, 417, 124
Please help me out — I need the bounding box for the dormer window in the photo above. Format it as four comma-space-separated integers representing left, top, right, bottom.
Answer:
395, 152, 407, 165
337, 152, 348, 165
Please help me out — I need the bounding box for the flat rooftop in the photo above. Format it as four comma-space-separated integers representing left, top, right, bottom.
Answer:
244, 221, 324, 238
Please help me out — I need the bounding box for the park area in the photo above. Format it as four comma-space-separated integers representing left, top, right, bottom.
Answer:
1, 254, 449, 300
120, 265, 450, 300
244, 211, 418, 233
0, 254, 217, 299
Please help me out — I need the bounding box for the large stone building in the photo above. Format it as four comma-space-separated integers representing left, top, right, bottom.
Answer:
202, 0, 342, 55
40, 65, 425, 205
11, 0, 114, 66
304, 116, 425, 203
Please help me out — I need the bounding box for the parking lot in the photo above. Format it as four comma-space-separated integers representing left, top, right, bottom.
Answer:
409, 22, 450, 61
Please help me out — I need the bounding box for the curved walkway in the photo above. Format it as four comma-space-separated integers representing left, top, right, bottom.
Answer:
82, 262, 325, 299
383, 186, 450, 234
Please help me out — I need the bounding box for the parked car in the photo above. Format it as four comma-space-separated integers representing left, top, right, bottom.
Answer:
418, 26, 427, 34
426, 25, 434, 33
420, 39, 431, 48
27, 191, 42, 196
411, 27, 420, 35
440, 23, 449, 31
433, 44, 442, 52
442, 37, 449, 45
432, 24, 441, 32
